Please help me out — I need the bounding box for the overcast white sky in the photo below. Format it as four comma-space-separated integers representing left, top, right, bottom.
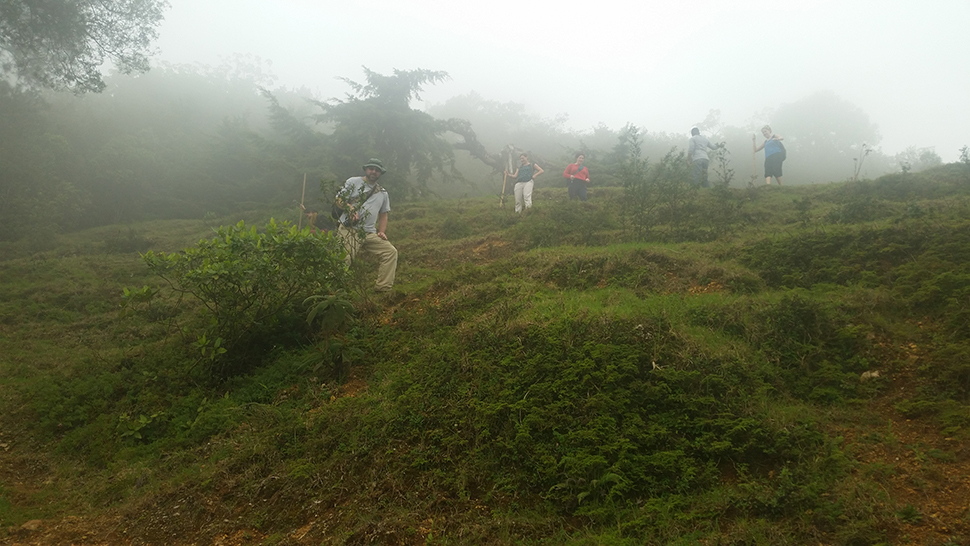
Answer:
154, 0, 969, 161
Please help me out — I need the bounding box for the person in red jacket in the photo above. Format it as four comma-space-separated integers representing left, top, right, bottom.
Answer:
563, 152, 590, 201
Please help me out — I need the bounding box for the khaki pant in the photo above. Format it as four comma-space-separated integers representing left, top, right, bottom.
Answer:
337, 225, 398, 291
514, 180, 533, 213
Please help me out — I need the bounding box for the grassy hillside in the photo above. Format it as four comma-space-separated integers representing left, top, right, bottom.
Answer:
2, 166, 970, 545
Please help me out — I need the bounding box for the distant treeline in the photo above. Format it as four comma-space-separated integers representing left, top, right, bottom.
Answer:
0, 66, 298, 242
0, 64, 947, 243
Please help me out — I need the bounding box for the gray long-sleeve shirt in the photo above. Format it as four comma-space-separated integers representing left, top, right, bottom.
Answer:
688, 134, 716, 161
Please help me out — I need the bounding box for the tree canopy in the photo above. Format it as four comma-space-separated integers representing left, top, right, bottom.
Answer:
765, 91, 883, 182
0, 0, 168, 93
772, 90, 881, 154
311, 67, 458, 195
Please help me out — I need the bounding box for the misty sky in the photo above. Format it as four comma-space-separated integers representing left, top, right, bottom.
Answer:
154, 0, 969, 161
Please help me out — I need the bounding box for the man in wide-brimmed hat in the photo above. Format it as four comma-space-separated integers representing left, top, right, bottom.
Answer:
334, 159, 397, 292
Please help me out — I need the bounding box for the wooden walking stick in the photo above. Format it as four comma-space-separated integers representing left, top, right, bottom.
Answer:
499, 143, 515, 207
750, 135, 758, 187
298, 173, 307, 229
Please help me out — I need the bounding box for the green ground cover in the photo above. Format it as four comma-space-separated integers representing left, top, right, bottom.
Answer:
2, 166, 969, 544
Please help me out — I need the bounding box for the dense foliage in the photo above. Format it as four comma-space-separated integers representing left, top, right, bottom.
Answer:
0, 0, 167, 93
136, 219, 350, 376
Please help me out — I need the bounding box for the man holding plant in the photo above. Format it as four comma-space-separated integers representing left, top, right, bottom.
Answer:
687, 127, 716, 188
334, 159, 397, 292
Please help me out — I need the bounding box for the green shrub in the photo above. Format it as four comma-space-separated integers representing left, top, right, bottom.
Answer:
751, 293, 871, 401
896, 503, 922, 524
507, 201, 621, 249
439, 214, 472, 239
381, 313, 825, 520
825, 196, 889, 224
101, 227, 153, 254
138, 219, 349, 376
621, 140, 695, 241
920, 343, 970, 402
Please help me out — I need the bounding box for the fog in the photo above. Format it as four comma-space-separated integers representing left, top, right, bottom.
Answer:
155, 0, 970, 161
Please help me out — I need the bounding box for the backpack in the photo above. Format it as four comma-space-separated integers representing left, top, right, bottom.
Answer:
778, 141, 787, 161
329, 203, 344, 221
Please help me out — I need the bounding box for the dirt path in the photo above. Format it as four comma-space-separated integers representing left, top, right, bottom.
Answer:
836, 345, 970, 545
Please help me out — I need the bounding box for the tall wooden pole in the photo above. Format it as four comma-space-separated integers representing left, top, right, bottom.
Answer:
751, 136, 758, 186
500, 143, 515, 206
298, 173, 307, 229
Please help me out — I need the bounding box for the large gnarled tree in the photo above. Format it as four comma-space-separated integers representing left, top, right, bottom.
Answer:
311, 67, 460, 195
263, 67, 523, 196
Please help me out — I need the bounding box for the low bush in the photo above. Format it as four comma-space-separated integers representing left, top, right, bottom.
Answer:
134, 219, 350, 377
376, 309, 834, 523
